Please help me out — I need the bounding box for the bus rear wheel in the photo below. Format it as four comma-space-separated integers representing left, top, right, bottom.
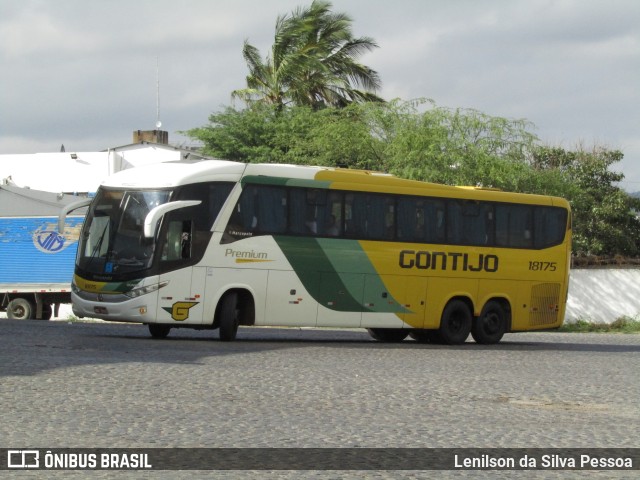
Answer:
367, 328, 408, 342
148, 324, 171, 339
472, 301, 507, 344
219, 293, 240, 342
438, 300, 472, 345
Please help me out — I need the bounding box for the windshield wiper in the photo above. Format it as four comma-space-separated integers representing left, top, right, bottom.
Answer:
85, 220, 109, 270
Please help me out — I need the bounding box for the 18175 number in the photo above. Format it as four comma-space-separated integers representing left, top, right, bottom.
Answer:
528, 261, 557, 271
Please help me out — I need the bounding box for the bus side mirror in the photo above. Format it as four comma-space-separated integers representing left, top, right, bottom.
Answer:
143, 200, 201, 238
58, 198, 93, 233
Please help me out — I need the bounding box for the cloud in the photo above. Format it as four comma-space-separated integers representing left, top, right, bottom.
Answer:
1, 0, 639, 188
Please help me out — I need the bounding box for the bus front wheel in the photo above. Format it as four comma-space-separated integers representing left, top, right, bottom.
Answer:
472, 301, 507, 344
438, 300, 472, 345
148, 324, 171, 339
367, 328, 408, 342
219, 293, 240, 342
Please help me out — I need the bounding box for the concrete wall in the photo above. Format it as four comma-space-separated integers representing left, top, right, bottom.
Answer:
565, 269, 640, 323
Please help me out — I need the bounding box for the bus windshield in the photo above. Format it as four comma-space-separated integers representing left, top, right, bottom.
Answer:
76, 181, 235, 281
77, 189, 171, 276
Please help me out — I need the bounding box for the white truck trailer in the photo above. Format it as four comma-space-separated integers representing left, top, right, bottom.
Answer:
0, 182, 88, 319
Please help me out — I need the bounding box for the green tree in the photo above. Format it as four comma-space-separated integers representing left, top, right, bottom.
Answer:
360, 99, 558, 193
186, 104, 280, 163
188, 99, 552, 189
186, 103, 381, 167
232, 0, 383, 109
532, 146, 640, 256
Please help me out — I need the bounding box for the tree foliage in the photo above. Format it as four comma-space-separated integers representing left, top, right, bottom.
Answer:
232, 0, 383, 109
532, 146, 640, 256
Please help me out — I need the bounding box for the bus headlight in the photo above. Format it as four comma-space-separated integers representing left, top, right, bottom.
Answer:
124, 281, 169, 298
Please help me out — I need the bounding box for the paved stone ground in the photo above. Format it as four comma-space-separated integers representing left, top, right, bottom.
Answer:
1, 319, 638, 479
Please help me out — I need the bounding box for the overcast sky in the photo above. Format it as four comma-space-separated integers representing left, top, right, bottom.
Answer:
1, 0, 639, 189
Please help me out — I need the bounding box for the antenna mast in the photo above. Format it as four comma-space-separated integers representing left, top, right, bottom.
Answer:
155, 56, 162, 129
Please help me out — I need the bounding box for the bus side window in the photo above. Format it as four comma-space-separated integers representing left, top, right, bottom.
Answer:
448, 200, 492, 246
397, 197, 445, 243
162, 220, 192, 261
496, 205, 533, 248
224, 186, 258, 241
428, 201, 446, 243
366, 194, 394, 240
256, 186, 287, 233
288, 188, 308, 234
305, 189, 325, 234
316, 191, 342, 237
485, 208, 495, 245
345, 193, 367, 238
447, 201, 463, 244
397, 197, 420, 242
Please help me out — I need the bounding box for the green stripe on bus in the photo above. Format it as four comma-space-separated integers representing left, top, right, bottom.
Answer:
274, 236, 406, 314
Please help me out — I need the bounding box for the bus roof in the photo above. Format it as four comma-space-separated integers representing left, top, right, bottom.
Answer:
100, 159, 570, 209
100, 159, 246, 187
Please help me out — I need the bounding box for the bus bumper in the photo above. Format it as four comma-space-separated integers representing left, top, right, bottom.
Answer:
71, 290, 158, 323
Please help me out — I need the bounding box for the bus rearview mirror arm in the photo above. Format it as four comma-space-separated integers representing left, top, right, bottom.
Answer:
143, 200, 202, 238
58, 198, 94, 233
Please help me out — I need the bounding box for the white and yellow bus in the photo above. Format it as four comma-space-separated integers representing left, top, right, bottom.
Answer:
63, 160, 571, 344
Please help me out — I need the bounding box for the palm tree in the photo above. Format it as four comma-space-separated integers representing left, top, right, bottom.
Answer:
232, 0, 384, 109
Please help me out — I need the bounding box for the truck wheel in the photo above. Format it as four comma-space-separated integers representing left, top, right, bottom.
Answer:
219, 293, 239, 342
7, 298, 35, 320
41, 304, 53, 320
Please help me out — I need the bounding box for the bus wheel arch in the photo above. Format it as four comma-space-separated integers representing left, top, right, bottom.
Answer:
215, 289, 255, 341
438, 297, 473, 345
472, 299, 510, 344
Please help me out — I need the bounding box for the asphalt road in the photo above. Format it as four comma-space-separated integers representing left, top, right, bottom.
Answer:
1, 319, 638, 479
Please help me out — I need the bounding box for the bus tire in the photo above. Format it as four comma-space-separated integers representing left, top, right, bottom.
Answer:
409, 329, 440, 343
472, 301, 507, 344
219, 293, 240, 342
148, 324, 171, 339
7, 298, 35, 320
438, 299, 472, 345
367, 328, 408, 342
